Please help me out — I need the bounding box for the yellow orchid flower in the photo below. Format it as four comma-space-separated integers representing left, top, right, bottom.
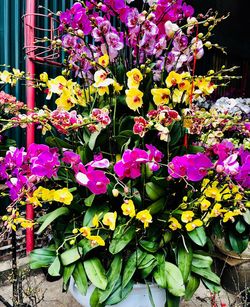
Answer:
125, 88, 143, 111
185, 219, 203, 231
79, 226, 91, 237
27, 196, 42, 207
210, 203, 227, 218
113, 81, 123, 93
181, 211, 194, 223
103, 212, 117, 230
0, 70, 12, 83
92, 214, 100, 228
126, 68, 143, 89
87, 235, 105, 247
223, 210, 241, 223
46, 75, 67, 99
168, 217, 182, 231
204, 185, 221, 201
98, 54, 109, 68
53, 188, 73, 205
55, 88, 77, 111
165, 71, 182, 88
151, 88, 170, 105
136, 210, 152, 228
121, 199, 136, 218
200, 199, 211, 211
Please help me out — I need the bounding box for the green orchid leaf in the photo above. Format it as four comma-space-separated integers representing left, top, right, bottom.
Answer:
145, 182, 165, 201
165, 261, 185, 297
99, 255, 123, 303
153, 253, 167, 288
84, 194, 95, 207
90, 287, 103, 307
29, 247, 56, 269
229, 232, 249, 254
105, 278, 133, 306
89, 130, 101, 150
177, 242, 193, 283
235, 220, 246, 234
37, 207, 69, 234
202, 279, 221, 293
63, 264, 75, 291
146, 197, 166, 215
139, 239, 159, 253
72, 262, 88, 296
122, 252, 137, 288
84, 258, 107, 290
48, 256, 61, 277
187, 227, 207, 246
61, 247, 83, 266
192, 253, 213, 268
109, 225, 136, 254
243, 209, 250, 225
191, 266, 220, 285
184, 274, 200, 301
166, 290, 181, 307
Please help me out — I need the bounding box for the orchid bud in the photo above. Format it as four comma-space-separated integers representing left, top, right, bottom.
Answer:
72, 228, 78, 234
112, 189, 119, 197
124, 186, 129, 194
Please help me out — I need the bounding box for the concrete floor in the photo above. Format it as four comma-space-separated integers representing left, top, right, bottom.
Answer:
0, 272, 242, 307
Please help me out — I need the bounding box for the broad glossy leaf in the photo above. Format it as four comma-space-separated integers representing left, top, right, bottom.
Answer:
202, 279, 221, 293
72, 262, 88, 295
99, 255, 123, 303
90, 287, 103, 307
139, 239, 159, 253
105, 278, 133, 305
165, 262, 185, 297
187, 227, 207, 246
63, 264, 75, 290
84, 258, 107, 290
191, 266, 220, 285
243, 209, 250, 225
84, 194, 95, 207
61, 247, 83, 266
235, 220, 246, 234
145, 182, 165, 201
153, 253, 167, 288
48, 256, 61, 277
89, 131, 100, 150
177, 243, 193, 283
166, 290, 180, 307
37, 207, 69, 234
229, 232, 249, 254
122, 252, 137, 288
184, 274, 200, 300
109, 225, 136, 254
192, 253, 213, 269
146, 197, 166, 215
29, 247, 56, 269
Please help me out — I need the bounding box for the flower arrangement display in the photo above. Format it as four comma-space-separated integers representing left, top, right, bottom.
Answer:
0, 0, 249, 306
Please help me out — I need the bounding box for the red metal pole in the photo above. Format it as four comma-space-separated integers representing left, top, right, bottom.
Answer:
25, 0, 36, 253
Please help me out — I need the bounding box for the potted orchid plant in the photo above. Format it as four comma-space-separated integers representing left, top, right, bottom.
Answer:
0, 0, 249, 306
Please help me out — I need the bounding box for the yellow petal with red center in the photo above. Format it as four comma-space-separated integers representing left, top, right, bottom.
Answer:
125, 88, 143, 111
151, 88, 170, 106
166, 71, 182, 88
127, 68, 143, 89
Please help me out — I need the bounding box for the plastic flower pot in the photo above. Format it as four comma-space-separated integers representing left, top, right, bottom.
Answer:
69, 278, 166, 307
